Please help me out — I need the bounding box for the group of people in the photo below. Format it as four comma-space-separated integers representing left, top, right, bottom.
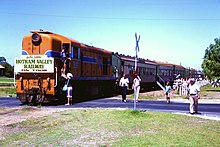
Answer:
119, 72, 141, 103
120, 73, 201, 114
165, 78, 201, 114
60, 46, 73, 105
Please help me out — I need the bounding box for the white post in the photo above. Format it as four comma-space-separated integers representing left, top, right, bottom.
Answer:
134, 56, 137, 110
134, 33, 140, 110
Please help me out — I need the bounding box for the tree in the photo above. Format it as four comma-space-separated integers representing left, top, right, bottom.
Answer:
0, 62, 14, 77
202, 38, 220, 80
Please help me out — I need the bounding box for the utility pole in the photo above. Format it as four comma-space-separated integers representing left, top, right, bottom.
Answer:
134, 32, 140, 110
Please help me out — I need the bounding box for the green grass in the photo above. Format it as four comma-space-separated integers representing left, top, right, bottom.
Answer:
201, 84, 220, 92
0, 87, 16, 97
1, 109, 220, 146
200, 84, 220, 98
0, 78, 16, 96
0, 78, 14, 86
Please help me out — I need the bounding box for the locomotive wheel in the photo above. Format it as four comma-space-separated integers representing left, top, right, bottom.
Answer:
36, 95, 45, 104
27, 95, 44, 106
27, 95, 34, 106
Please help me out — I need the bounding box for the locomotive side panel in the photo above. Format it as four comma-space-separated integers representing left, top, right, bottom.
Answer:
69, 45, 81, 77
81, 48, 91, 76
91, 51, 97, 76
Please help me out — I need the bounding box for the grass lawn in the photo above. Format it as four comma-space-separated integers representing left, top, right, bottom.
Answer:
0, 77, 15, 97
200, 84, 220, 98
0, 87, 16, 97
0, 78, 14, 86
1, 109, 220, 146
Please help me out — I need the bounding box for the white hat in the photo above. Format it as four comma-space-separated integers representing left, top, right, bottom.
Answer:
67, 73, 73, 79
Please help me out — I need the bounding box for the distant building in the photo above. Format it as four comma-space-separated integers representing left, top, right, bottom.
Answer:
0, 65, 5, 76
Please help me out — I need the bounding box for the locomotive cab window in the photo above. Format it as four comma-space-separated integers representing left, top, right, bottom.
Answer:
63, 44, 70, 51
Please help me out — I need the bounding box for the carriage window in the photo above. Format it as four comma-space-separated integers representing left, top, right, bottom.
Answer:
150, 69, 153, 75
139, 67, 142, 75
129, 66, 134, 75
146, 68, 149, 75
143, 67, 146, 75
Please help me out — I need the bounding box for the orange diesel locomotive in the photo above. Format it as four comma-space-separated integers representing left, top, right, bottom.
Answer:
15, 30, 115, 104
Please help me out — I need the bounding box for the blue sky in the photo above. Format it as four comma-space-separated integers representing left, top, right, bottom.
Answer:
0, 0, 220, 70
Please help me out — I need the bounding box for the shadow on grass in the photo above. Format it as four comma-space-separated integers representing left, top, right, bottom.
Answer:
206, 89, 220, 92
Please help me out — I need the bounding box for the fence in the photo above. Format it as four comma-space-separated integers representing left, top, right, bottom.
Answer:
174, 80, 210, 96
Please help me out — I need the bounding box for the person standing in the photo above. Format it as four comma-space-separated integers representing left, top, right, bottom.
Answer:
119, 73, 129, 102
133, 73, 141, 102
165, 82, 172, 103
65, 73, 73, 105
60, 46, 71, 76
188, 78, 200, 114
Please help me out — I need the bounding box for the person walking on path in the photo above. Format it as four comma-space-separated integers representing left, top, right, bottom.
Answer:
119, 73, 129, 102
188, 78, 200, 114
165, 82, 172, 104
133, 73, 141, 102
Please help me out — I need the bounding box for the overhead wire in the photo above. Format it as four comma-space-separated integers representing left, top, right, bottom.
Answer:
0, 12, 220, 21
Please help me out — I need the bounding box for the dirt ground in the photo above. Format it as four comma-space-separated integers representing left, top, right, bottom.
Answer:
0, 107, 71, 141
140, 90, 165, 97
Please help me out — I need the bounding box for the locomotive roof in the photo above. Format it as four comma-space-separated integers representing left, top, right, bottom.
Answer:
30, 30, 111, 54
30, 30, 81, 44
80, 43, 112, 54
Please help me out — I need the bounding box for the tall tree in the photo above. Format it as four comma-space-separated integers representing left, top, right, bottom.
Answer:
202, 38, 220, 80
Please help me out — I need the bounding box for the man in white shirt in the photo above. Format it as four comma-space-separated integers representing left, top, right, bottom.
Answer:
119, 73, 129, 102
188, 78, 200, 114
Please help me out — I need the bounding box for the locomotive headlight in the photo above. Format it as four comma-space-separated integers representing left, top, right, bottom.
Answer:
32, 33, 41, 43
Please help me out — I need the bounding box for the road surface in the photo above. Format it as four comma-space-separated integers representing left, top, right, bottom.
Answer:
1, 96, 220, 121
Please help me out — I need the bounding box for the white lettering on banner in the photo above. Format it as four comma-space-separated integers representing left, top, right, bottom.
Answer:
14, 55, 54, 73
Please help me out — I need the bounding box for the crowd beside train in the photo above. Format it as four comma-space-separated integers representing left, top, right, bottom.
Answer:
172, 77, 210, 96
164, 77, 210, 114
117, 71, 210, 114
60, 43, 211, 115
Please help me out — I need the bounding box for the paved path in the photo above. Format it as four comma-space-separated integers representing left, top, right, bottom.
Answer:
1, 96, 220, 121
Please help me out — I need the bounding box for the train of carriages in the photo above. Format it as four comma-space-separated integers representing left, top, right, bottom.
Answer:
14, 30, 197, 105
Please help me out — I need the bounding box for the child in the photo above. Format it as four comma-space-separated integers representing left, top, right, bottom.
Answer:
165, 82, 172, 103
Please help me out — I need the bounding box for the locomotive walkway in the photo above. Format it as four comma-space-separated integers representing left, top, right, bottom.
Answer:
0, 96, 220, 121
